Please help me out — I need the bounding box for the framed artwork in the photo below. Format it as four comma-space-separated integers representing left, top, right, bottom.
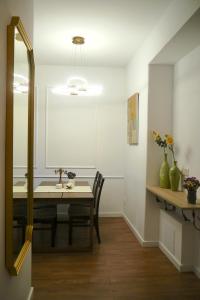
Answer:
127, 93, 139, 145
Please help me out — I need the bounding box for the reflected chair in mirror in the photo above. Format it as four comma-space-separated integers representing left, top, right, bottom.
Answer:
33, 204, 57, 247
13, 202, 26, 246
68, 175, 105, 245
13, 182, 27, 247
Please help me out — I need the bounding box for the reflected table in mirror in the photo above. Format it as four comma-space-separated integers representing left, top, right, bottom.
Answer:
13, 182, 27, 259
13, 181, 94, 251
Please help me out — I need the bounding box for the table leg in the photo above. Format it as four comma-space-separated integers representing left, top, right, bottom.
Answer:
89, 201, 94, 249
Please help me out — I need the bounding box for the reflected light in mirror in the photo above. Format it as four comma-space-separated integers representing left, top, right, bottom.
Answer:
14, 73, 29, 94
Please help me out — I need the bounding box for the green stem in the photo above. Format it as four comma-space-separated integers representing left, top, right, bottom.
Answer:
170, 145, 176, 161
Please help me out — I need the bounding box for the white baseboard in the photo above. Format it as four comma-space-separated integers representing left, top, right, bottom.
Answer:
27, 287, 34, 300
122, 213, 158, 247
159, 242, 193, 272
99, 212, 123, 217
122, 214, 200, 278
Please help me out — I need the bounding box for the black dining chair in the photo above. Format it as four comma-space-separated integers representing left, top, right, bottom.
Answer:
68, 175, 105, 245
33, 204, 57, 247
13, 201, 27, 245
92, 171, 100, 194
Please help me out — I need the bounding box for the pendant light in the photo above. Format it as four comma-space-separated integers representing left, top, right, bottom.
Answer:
52, 35, 103, 97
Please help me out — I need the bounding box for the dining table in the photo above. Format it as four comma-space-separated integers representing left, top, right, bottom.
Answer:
13, 180, 94, 250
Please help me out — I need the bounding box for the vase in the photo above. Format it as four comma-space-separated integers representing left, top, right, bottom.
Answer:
159, 153, 170, 189
187, 190, 197, 204
169, 161, 180, 191
68, 178, 75, 187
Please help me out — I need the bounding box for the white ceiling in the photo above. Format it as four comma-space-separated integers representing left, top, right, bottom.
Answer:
34, 0, 172, 67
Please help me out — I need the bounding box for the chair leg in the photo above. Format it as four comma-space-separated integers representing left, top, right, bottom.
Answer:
22, 224, 26, 245
51, 219, 57, 247
68, 217, 73, 245
94, 217, 101, 244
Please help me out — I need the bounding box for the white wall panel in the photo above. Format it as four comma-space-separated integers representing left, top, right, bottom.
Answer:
46, 89, 97, 168
35, 65, 126, 215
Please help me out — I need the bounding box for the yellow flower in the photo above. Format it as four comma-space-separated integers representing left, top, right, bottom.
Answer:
165, 134, 174, 145
153, 130, 160, 141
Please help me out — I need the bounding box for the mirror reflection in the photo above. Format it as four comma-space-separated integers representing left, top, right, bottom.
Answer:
12, 28, 29, 259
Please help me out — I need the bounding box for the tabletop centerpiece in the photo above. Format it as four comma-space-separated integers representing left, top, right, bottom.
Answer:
65, 171, 76, 188
183, 177, 200, 204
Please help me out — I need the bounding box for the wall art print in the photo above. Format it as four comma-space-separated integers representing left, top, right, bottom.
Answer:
127, 93, 139, 145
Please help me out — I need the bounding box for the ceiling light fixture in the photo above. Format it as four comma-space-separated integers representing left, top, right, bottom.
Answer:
15, 32, 23, 42
52, 35, 103, 97
72, 36, 85, 45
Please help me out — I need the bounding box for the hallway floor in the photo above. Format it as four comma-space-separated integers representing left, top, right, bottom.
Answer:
32, 218, 200, 300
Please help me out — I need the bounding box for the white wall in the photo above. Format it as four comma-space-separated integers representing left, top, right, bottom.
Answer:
173, 45, 200, 274
173, 45, 200, 187
33, 65, 126, 215
124, 0, 200, 242
145, 65, 174, 242
0, 1, 33, 299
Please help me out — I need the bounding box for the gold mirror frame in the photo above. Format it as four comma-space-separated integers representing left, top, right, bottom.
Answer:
5, 16, 34, 275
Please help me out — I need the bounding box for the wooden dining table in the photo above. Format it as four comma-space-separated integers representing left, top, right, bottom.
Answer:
14, 180, 94, 250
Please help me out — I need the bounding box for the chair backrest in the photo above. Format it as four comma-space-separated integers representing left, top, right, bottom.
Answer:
93, 173, 102, 205
92, 171, 100, 194
33, 204, 57, 219
94, 176, 104, 217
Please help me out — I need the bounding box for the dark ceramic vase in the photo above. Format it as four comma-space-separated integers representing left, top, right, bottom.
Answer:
187, 190, 197, 204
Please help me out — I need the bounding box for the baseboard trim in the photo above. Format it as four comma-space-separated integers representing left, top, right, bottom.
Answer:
99, 212, 123, 217
159, 242, 193, 272
27, 287, 34, 300
122, 213, 158, 247
123, 214, 199, 277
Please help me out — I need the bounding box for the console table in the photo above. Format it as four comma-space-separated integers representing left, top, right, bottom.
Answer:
147, 186, 200, 231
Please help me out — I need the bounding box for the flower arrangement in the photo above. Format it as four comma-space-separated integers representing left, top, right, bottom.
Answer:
183, 177, 200, 191
65, 171, 76, 179
153, 131, 167, 154
153, 131, 180, 191
153, 131, 176, 160
165, 134, 176, 162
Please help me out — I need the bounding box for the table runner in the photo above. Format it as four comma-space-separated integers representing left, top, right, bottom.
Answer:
34, 185, 92, 193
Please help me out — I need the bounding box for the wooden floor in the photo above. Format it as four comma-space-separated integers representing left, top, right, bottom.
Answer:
32, 218, 200, 300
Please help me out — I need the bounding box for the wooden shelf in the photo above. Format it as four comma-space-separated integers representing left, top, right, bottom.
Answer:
147, 185, 200, 210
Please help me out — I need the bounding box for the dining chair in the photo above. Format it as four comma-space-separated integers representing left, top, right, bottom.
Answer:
33, 204, 57, 247
92, 171, 100, 194
68, 175, 105, 245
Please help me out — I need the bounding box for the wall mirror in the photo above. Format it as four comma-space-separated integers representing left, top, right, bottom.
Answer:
6, 17, 34, 275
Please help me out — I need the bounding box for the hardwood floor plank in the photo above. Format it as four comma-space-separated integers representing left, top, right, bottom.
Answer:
32, 217, 200, 300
